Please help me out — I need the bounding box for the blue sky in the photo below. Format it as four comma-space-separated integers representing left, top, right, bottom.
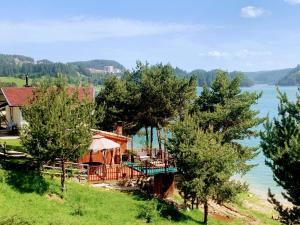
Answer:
0, 0, 300, 71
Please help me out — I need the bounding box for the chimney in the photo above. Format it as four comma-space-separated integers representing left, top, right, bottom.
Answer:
116, 121, 123, 135
24, 75, 29, 87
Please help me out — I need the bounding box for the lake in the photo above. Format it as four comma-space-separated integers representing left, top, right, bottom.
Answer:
236, 85, 298, 202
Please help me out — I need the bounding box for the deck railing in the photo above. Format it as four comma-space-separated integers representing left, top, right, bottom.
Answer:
88, 164, 141, 182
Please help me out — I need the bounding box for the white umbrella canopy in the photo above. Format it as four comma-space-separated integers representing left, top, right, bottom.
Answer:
89, 135, 120, 152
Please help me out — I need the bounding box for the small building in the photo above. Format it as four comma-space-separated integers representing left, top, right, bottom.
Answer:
0, 87, 94, 130
79, 127, 131, 165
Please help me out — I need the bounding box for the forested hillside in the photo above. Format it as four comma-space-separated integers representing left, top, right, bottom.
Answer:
174, 68, 254, 87
0, 54, 125, 85
1, 53, 299, 87
244, 68, 292, 85
0, 54, 123, 75
277, 65, 300, 86
69, 59, 125, 71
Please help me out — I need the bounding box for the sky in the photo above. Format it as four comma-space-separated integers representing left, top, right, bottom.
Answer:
0, 0, 300, 72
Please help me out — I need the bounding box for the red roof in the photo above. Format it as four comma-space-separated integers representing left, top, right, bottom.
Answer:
1, 87, 94, 107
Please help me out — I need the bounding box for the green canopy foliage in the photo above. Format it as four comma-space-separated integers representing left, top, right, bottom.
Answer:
168, 116, 246, 224
96, 62, 197, 137
192, 71, 264, 174
260, 89, 300, 224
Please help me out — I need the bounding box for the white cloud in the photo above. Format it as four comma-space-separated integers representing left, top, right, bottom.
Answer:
235, 49, 272, 57
284, 0, 300, 5
200, 49, 272, 59
207, 50, 229, 58
0, 17, 205, 43
240, 6, 266, 18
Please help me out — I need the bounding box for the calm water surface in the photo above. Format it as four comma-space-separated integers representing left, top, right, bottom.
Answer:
237, 85, 298, 201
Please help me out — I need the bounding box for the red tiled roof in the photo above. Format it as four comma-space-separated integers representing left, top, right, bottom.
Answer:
1, 87, 94, 107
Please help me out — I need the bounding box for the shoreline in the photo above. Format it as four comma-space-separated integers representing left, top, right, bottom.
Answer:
241, 179, 291, 207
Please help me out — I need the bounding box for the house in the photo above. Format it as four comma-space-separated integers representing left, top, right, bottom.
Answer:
0, 86, 94, 130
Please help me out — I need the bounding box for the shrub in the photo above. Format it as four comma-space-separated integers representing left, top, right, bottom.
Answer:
137, 199, 159, 223
71, 203, 86, 216
0, 170, 5, 183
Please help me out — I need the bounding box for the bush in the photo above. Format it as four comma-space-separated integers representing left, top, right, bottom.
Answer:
71, 203, 86, 216
0, 170, 5, 183
137, 199, 159, 223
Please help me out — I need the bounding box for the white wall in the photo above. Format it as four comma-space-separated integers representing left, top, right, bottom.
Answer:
5, 106, 26, 128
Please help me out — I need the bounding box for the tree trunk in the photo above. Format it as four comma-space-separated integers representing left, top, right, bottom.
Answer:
61, 159, 66, 193
163, 127, 168, 161
203, 200, 208, 225
191, 197, 194, 209
145, 127, 149, 151
157, 128, 162, 151
150, 126, 153, 158
196, 197, 200, 209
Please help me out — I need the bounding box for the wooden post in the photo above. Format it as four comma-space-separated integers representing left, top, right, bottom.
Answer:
111, 149, 113, 166
61, 159, 66, 193
150, 126, 153, 158
116, 166, 119, 180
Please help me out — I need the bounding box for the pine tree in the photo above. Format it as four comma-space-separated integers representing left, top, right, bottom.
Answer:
96, 61, 197, 140
260, 90, 300, 224
20, 76, 95, 193
192, 71, 264, 173
168, 116, 246, 224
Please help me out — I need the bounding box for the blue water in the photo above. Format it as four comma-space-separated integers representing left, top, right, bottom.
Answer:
131, 85, 299, 200
237, 85, 298, 201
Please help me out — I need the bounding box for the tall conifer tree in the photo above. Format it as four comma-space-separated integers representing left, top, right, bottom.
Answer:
261, 90, 300, 224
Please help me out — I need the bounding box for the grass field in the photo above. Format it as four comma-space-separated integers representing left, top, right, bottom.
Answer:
0, 142, 280, 225
0, 164, 280, 225
0, 76, 27, 87
0, 168, 212, 225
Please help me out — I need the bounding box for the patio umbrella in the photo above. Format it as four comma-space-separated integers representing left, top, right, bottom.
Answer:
88, 135, 120, 152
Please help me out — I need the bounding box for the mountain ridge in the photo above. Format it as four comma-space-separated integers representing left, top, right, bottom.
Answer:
0, 53, 299, 86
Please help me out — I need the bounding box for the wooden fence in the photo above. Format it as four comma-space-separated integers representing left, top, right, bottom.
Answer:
42, 161, 89, 182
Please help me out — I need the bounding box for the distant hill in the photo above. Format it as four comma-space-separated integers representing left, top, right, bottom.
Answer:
0, 54, 34, 65
1, 53, 299, 87
69, 59, 125, 71
244, 68, 292, 85
277, 65, 300, 86
175, 68, 254, 87
37, 59, 53, 64
0, 53, 125, 85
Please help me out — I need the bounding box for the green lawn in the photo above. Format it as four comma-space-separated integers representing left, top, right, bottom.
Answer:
0, 76, 27, 87
0, 143, 280, 225
0, 138, 24, 152
0, 168, 216, 225
0, 165, 280, 225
